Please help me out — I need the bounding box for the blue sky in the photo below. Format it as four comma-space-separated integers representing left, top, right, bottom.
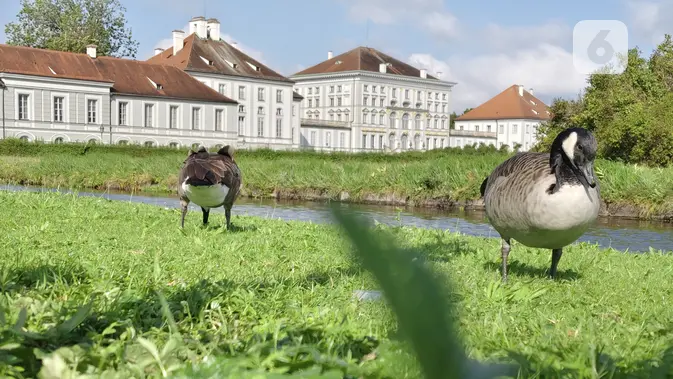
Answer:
1, 0, 671, 111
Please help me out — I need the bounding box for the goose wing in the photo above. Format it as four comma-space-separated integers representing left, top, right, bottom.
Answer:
480, 152, 550, 197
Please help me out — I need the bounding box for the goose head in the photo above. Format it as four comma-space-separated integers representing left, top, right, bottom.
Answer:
549, 127, 598, 192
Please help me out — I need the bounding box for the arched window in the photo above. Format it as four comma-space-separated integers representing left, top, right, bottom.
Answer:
401, 134, 408, 150
402, 113, 409, 129
389, 112, 396, 128
414, 114, 421, 129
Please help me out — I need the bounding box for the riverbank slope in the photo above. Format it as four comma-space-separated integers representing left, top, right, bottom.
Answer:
1, 139, 672, 221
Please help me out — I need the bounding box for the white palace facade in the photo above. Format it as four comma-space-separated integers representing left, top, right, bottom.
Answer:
290, 47, 457, 152
0, 43, 238, 147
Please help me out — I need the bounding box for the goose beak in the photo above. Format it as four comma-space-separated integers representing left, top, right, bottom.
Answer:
579, 164, 596, 189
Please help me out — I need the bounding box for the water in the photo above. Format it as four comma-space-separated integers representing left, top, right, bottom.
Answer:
2, 184, 672, 254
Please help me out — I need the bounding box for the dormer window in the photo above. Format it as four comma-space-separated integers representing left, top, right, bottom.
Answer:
147, 77, 163, 90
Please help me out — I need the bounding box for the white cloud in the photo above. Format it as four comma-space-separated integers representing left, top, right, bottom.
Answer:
409, 43, 590, 112
625, 0, 673, 45
340, 0, 459, 39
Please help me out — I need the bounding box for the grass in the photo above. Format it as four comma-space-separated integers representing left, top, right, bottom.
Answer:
2, 139, 673, 219
1, 189, 673, 378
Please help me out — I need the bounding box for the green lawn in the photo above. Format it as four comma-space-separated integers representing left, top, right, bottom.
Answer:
1, 190, 673, 378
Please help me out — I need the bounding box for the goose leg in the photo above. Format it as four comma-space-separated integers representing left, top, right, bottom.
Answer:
501, 238, 511, 283
224, 205, 232, 230
201, 207, 210, 225
180, 199, 189, 228
549, 249, 563, 279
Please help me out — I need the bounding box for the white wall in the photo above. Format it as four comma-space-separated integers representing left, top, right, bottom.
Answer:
452, 118, 542, 151
291, 71, 455, 152
110, 95, 237, 148
0, 73, 238, 148
190, 72, 297, 150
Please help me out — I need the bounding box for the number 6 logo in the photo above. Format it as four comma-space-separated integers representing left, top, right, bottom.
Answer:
573, 20, 629, 75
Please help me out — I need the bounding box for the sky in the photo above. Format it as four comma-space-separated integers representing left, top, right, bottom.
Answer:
0, 0, 671, 112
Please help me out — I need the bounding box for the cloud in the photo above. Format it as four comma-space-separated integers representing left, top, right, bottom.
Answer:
624, 0, 673, 45
409, 42, 590, 112
340, 0, 459, 39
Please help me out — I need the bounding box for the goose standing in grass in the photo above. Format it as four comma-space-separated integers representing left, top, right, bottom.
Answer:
480, 127, 600, 282
178, 145, 242, 229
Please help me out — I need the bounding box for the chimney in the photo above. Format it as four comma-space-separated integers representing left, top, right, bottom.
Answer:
436, 71, 442, 80
528, 88, 534, 95
190, 16, 207, 38
86, 44, 97, 58
154, 47, 164, 56
379, 63, 387, 73
518, 84, 524, 96
420, 68, 427, 78
328, 50, 333, 59
172, 30, 185, 55
206, 18, 220, 41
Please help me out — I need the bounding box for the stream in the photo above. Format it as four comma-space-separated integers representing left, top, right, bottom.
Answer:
2, 184, 672, 254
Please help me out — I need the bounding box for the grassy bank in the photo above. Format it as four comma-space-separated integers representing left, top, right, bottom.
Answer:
1, 139, 673, 220
1, 190, 673, 377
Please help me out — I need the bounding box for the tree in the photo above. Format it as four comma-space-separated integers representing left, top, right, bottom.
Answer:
4, 0, 139, 58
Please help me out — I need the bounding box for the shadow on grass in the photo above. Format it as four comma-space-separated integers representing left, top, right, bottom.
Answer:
2, 264, 377, 377
1, 263, 90, 293
482, 260, 582, 281
417, 237, 480, 263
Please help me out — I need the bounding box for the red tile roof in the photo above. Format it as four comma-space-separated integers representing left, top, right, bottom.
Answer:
147, 34, 293, 83
455, 85, 550, 121
0, 44, 237, 104
292, 46, 439, 80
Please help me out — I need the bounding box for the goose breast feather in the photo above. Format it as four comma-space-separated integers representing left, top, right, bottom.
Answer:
482, 152, 600, 249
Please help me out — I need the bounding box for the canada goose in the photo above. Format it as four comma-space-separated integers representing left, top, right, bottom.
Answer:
480, 127, 600, 282
177, 145, 242, 229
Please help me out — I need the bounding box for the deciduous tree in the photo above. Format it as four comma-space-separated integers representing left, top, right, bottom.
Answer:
4, 0, 138, 58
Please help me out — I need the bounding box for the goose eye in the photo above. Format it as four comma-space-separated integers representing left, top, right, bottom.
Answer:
577, 145, 583, 150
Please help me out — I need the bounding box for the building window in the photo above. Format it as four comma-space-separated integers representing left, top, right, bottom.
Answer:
487, 125, 492, 132
434, 118, 438, 128
87, 99, 97, 123
380, 98, 384, 107
219, 84, 226, 94
276, 108, 283, 116
258, 88, 265, 101
119, 102, 128, 126
337, 85, 342, 92
308, 88, 313, 95
53, 96, 64, 122
257, 117, 264, 136
362, 134, 367, 148
526, 124, 530, 133
18, 94, 30, 120
329, 97, 334, 106
512, 124, 518, 134
441, 119, 446, 129
310, 131, 316, 145
238, 105, 245, 113
144, 141, 154, 147
315, 98, 320, 107
363, 112, 368, 124
276, 89, 283, 103
389, 112, 396, 128
192, 107, 201, 130
339, 132, 345, 148
144, 103, 153, 127
238, 116, 245, 135
379, 135, 383, 149
276, 118, 282, 138
308, 99, 312, 108
257, 106, 264, 115
292, 105, 296, 116
499, 125, 504, 134
215, 109, 223, 131
326, 131, 331, 147
364, 84, 368, 92
169, 105, 178, 129
238, 86, 245, 100
379, 114, 384, 125
414, 114, 421, 129
405, 89, 410, 100
337, 97, 342, 106
370, 134, 375, 148
475, 125, 480, 132
402, 113, 409, 129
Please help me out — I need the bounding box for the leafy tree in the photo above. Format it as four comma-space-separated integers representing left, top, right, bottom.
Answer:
4, 0, 138, 58
533, 34, 673, 166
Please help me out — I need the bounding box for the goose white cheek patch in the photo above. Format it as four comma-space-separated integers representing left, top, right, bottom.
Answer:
562, 132, 577, 160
